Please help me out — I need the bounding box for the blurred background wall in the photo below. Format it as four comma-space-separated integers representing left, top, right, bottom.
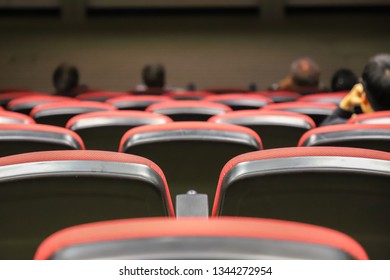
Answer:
0, 0, 389, 92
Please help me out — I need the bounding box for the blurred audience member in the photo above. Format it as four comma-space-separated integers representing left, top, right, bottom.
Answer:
271, 58, 322, 94
53, 63, 89, 97
133, 64, 169, 95
331, 69, 358, 92
322, 54, 390, 126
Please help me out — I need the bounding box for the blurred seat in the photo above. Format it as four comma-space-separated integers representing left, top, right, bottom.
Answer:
107, 95, 172, 111
348, 111, 390, 124
7, 95, 73, 115
0, 91, 45, 107
262, 102, 336, 126
67, 111, 172, 151
31, 101, 116, 127
212, 147, 390, 259
0, 123, 84, 156
298, 124, 390, 152
164, 91, 212, 100
76, 91, 129, 102
120, 122, 261, 208
0, 111, 35, 124
256, 91, 301, 103
298, 92, 348, 105
0, 150, 173, 259
209, 110, 315, 149
34, 217, 367, 260
146, 101, 231, 121
204, 94, 273, 110
204, 87, 249, 94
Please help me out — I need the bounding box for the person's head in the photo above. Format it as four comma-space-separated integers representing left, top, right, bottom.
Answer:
142, 64, 165, 88
361, 54, 390, 112
290, 58, 320, 88
52, 63, 79, 95
331, 69, 358, 92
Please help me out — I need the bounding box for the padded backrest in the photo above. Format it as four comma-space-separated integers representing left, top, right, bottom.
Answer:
204, 94, 273, 110
0, 92, 45, 107
0, 123, 84, 156
255, 91, 301, 103
164, 91, 212, 100
348, 111, 390, 124
76, 91, 129, 102
213, 147, 390, 259
7, 95, 74, 115
120, 122, 261, 209
31, 101, 116, 127
299, 124, 390, 152
67, 111, 173, 151
298, 92, 348, 105
34, 217, 368, 260
107, 95, 172, 111
262, 102, 336, 125
0, 150, 173, 259
204, 88, 249, 94
209, 110, 315, 149
0, 111, 35, 124
146, 101, 232, 121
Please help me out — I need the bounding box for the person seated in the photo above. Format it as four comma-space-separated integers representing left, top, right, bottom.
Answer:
133, 64, 169, 95
331, 69, 358, 92
271, 58, 324, 94
53, 63, 89, 97
321, 54, 390, 126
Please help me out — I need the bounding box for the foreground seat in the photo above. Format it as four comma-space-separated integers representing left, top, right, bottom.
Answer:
31, 101, 116, 127
262, 102, 336, 125
0, 150, 173, 259
212, 147, 390, 259
256, 91, 301, 103
107, 95, 172, 111
146, 101, 231, 121
209, 110, 315, 149
298, 92, 348, 105
67, 111, 172, 151
7, 95, 74, 115
164, 91, 212, 100
76, 91, 129, 102
298, 124, 390, 152
348, 111, 390, 124
0, 91, 44, 107
34, 217, 367, 260
0, 111, 35, 124
0, 123, 84, 156
204, 94, 273, 110
120, 122, 261, 208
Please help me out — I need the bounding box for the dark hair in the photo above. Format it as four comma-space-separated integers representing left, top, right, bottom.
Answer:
52, 64, 79, 95
142, 64, 165, 88
331, 69, 358, 92
291, 58, 320, 87
362, 54, 390, 111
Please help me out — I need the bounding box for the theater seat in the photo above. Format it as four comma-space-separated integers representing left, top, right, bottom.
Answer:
204, 94, 273, 110
209, 110, 315, 149
67, 111, 172, 151
298, 124, 390, 152
164, 91, 212, 100
107, 95, 172, 111
0, 91, 44, 107
0, 111, 35, 124
7, 95, 73, 115
0, 150, 173, 259
34, 217, 367, 260
255, 91, 301, 103
212, 147, 390, 259
0, 123, 84, 156
298, 92, 348, 105
146, 101, 231, 121
76, 91, 129, 102
120, 122, 261, 208
262, 102, 336, 125
348, 111, 390, 124
31, 101, 116, 127
204, 87, 249, 94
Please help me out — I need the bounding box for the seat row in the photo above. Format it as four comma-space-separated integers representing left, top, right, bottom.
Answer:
0, 147, 388, 259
